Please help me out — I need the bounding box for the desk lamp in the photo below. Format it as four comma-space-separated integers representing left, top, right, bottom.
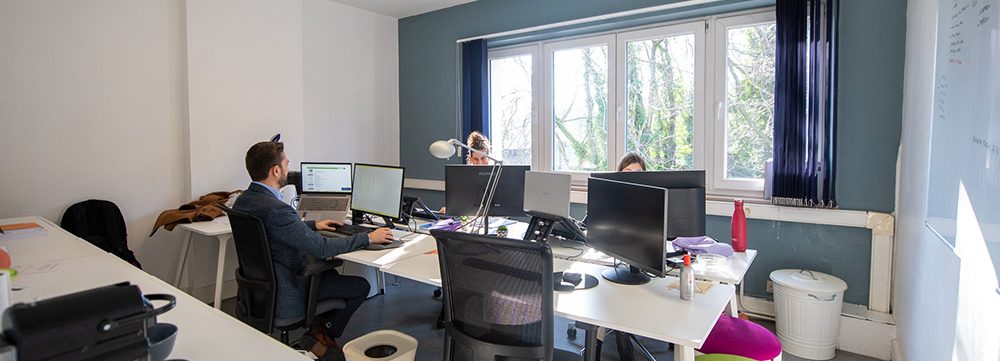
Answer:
429, 139, 504, 234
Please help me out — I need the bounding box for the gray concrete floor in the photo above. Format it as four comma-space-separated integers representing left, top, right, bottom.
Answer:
221, 276, 880, 361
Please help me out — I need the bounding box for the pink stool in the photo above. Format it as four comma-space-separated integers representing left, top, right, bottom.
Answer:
698, 315, 782, 361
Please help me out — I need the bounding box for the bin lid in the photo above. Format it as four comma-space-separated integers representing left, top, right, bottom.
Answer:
770, 269, 847, 294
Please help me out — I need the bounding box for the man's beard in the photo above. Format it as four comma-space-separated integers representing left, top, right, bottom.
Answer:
278, 174, 288, 187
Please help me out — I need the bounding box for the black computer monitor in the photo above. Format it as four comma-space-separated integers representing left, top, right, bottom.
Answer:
591, 170, 706, 238
351, 163, 405, 221
586, 177, 670, 285
445, 165, 529, 217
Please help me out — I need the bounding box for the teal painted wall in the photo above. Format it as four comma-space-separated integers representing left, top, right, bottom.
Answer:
399, 0, 906, 306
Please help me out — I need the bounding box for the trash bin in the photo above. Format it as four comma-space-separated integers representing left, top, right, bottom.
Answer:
343, 329, 418, 361
770, 269, 847, 360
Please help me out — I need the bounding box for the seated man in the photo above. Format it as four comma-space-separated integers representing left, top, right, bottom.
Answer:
234, 141, 393, 360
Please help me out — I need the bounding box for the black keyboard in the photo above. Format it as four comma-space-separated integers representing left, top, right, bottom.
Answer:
335, 224, 374, 236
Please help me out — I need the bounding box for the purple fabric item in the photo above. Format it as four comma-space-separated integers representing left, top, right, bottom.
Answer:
673, 236, 735, 257
698, 316, 782, 361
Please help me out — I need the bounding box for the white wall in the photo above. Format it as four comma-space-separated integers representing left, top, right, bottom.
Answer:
0, 0, 400, 299
303, 0, 400, 165
0, 0, 189, 280
895, 0, 1000, 360
187, 0, 306, 196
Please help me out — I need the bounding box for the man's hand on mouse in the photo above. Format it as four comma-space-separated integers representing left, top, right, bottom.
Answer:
367, 228, 394, 244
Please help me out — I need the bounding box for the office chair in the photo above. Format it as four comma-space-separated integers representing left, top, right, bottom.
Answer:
432, 230, 581, 361
219, 205, 346, 344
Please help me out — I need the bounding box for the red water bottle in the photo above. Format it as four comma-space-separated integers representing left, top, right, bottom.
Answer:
731, 199, 747, 252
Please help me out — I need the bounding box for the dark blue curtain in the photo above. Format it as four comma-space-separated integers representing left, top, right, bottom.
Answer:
772, 0, 837, 207
461, 39, 490, 140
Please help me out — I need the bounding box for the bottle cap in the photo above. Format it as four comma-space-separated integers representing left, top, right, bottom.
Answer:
683, 254, 691, 266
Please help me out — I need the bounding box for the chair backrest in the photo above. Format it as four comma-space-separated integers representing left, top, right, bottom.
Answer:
60, 199, 142, 269
218, 204, 277, 334
432, 230, 555, 361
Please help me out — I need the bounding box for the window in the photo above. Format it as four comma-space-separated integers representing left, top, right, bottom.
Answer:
488, 10, 776, 196
488, 47, 537, 166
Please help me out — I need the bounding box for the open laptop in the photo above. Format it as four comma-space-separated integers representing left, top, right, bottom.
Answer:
296, 162, 353, 222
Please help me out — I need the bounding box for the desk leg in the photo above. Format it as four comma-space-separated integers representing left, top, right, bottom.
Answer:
726, 283, 739, 316
674, 345, 695, 361
577, 322, 598, 361
173, 232, 193, 288
376, 269, 385, 295
212, 235, 231, 310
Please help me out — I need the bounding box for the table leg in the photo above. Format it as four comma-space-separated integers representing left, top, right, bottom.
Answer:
577, 322, 598, 361
673, 345, 695, 361
727, 286, 739, 316
377, 269, 385, 295
173, 232, 193, 287
212, 235, 231, 309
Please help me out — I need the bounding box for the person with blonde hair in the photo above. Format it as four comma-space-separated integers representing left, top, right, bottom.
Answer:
465, 131, 491, 165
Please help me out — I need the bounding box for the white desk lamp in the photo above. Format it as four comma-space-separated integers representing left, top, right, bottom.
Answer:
429, 138, 504, 234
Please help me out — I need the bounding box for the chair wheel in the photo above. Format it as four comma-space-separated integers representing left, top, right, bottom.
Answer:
433, 289, 442, 297
567, 328, 577, 339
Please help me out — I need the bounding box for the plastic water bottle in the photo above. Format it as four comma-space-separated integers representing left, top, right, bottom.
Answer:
731, 199, 748, 252
680, 254, 694, 301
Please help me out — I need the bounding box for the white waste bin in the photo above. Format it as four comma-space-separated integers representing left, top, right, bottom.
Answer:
770, 269, 847, 360
343, 329, 418, 361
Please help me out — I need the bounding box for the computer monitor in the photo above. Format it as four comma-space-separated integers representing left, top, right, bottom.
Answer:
586, 177, 669, 285
350, 163, 405, 219
445, 165, 529, 217
523, 171, 572, 218
591, 170, 706, 238
300, 162, 353, 194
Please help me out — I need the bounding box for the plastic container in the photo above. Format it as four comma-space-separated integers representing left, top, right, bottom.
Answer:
344, 329, 418, 361
696, 254, 727, 271
770, 269, 848, 360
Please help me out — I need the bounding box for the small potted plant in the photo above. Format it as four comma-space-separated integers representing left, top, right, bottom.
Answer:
496, 225, 509, 238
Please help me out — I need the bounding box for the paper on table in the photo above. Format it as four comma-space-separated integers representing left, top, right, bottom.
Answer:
666, 280, 714, 294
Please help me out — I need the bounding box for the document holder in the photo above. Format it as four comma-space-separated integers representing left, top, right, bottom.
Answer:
1, 282, 176, 361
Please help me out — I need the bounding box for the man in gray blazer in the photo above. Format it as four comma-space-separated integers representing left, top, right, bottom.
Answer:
234, 141, 394, 359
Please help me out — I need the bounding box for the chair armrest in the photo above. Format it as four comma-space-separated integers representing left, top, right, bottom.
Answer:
299, 255, 343, 277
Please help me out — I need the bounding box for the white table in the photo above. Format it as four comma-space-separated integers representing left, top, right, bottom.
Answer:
381, 247, 734, 361
173, 217, 234, 309
0, 216, 105, 265
4, 216, 309, 360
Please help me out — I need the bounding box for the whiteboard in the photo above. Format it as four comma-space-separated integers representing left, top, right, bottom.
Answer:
927, 0, 1000, 285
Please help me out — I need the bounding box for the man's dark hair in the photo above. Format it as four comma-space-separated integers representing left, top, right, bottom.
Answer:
245, 141, 284, 181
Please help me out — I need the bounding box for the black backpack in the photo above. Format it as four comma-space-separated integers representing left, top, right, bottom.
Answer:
60, 199, 142, 269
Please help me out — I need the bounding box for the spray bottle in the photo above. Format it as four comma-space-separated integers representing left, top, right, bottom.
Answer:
680, 254, 694, 301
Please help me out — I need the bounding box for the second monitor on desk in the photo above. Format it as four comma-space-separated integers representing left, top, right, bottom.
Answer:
351, 163, 405, 228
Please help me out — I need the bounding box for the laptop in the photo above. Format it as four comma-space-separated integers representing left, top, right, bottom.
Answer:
296, 162, 353, 221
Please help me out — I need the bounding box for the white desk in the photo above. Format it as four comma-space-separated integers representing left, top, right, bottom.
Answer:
173, 217, 234, 309
381, 247, 733, 361
0, 216, 105, 265
4, 216, 309, 360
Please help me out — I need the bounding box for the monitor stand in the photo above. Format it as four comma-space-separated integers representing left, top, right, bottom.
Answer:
601, 265, 651, 285
351, 210, 398, 229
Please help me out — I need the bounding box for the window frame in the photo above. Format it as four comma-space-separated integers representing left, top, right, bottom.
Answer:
709, 11, 777, 197
486, 8, 776, 199
487, 45, 540, 166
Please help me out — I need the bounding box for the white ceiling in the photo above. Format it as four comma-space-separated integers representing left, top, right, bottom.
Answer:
329, 0, 477, 18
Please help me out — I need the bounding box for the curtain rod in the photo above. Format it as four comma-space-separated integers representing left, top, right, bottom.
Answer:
455, 0, 726, 43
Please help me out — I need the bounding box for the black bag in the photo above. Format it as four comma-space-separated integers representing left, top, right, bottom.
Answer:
61, 199, 142, 269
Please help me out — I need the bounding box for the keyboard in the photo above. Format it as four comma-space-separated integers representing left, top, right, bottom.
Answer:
298, 196, 349, 211
335, 224, 374, 236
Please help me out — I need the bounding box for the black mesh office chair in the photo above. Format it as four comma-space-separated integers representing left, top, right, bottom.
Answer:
433, 230, 582, 361
219, 205, 346, 344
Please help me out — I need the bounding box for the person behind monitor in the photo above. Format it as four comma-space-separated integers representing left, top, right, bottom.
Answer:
233, 141, 394, 360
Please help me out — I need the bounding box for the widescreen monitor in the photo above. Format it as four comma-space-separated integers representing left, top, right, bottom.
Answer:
586, 177, 668, 285
351, 163, 404, 219
445, 165, 529, 217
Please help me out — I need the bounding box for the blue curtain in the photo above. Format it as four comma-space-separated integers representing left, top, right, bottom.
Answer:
461, 39, 490, 140
772, 0, 838, 207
